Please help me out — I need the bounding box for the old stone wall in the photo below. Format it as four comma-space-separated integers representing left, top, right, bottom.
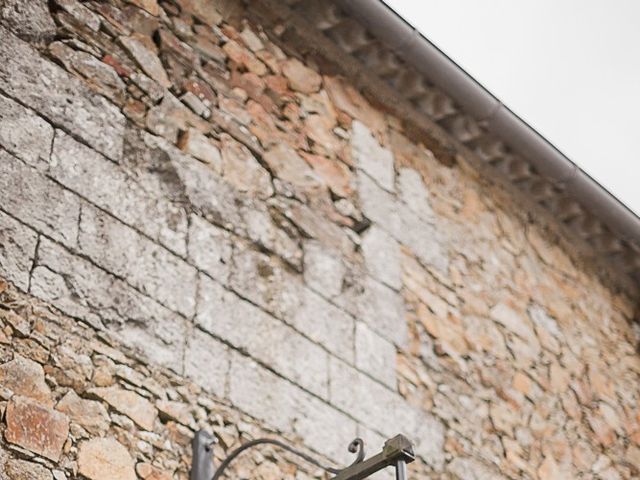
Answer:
0, 0, 638, 479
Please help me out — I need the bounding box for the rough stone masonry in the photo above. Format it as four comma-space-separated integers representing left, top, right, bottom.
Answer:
0, 0, 638, 479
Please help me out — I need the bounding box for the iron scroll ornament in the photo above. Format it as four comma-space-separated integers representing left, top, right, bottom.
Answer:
190, 430, 415, 480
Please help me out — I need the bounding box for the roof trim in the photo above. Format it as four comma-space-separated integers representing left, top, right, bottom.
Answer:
335, 0, 640, 244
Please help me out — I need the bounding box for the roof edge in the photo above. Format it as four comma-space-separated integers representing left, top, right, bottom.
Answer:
335, 0, 640, 244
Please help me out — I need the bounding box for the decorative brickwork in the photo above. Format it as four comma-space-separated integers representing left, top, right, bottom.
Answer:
0, 1, 637, 479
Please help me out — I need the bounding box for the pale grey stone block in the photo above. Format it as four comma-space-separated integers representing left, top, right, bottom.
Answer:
31, 238, 186, 370
0, 93, 53, 168
397, 167, 435, 223
361, 225, 402, 290
288, 287, 355, 364
196, 274, 329, 399
302, 240, 346, 299
229, 242, 303, 320
188, 215, 233, 285
78, 203, 197, 317
184, 327, 230, 398
448, 457, 506, 480
357, 277, 407, 349
0, 27, 125, 161
51, 131, 188, 256
357, 171, 401, 235
229, 354, 357, 463
0, 149, 79, 247
355, 321, 397, 390
0, 211, 37, 291
351, 121, 395, 192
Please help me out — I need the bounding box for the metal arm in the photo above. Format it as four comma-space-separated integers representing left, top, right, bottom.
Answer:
190, 430, 414, 480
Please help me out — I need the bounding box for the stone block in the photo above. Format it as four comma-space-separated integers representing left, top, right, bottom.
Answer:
302, 240, 346, 299
184, 327, 230, 398
228, 353, 357, 463
31, 238, 186, 369
0, 0, 56, 43
5, 459, 53, 480
0, 211, 37, 291
56, 390, 109, 435
0, 149, 79, 247
188, 215, 233, 284
51, 131, 188, 256
352, 121, 395, 192
357, 171, 401, 234
0, 355, 53, 406
282, 58, 322, 94
397, 167, 435, 223
197, 274, 330, 398
354, 321, 397, 389
88, 386, 157, 430
230, 243, 303, 319
392, 208, 448, 275
177, 128, 222, 168
78, 203, 197, 317
0, 27, 125, 161
78, 438, 136, 480
220, 133, 273, 199
361, 225, 402, 290
5, 395, 69, 462
288, 287, 355, 364
120, 34, 171, 88
0, 93, 53, 168
357, 277, 407, 348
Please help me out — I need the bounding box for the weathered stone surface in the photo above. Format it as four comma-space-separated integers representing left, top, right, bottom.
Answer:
324, 76, 386, 136
146, 92, 209, 142
0, 27, 125, 160
282, 58, 322, 94
356, 277, 407, 348
361, 225, 402, 290
302, 240, 345, 299
0, 0, 56, 42
197, 275, 330, 398
5, 459, 53, 480
89, 386, 157, 430
0, 211, 38, 291
0, 92, 53, 167
302, 152, 353, 198
0, 356, 53, 406
78, 438, 136, 480
56, 390, 109, 435
397, 167, 434, 222
184, 327, 229, 398
125, 0, 160, 16
55, 0, 101, 31
78, 203, 197, 317
352, 121, 395, 192
31, 238, 186, 368
51, 131, 188, 256
49, 42, 126, 105
0, 149, 79, 247
355, 321, 397, 389
188, 215, 233, 284
177, 128, 222, 168
263, 143, 322, 190
5, 395, 69, 461
220, 134, 273, 199
223, 40, 266, 76
120, 34, 171, 88
229, 353, 357, 463
174, 0, 222, 26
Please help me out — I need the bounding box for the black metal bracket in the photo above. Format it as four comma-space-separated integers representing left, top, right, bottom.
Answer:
190, 430, 415, 480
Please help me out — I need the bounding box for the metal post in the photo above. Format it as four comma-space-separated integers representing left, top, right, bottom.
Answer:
190, 430, 215, 480
395, 459, 407, 480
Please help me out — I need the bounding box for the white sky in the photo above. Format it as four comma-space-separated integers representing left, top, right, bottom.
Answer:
383, 0, 640, 215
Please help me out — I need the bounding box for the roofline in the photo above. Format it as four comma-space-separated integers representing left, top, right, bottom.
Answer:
335, 0, 640, 242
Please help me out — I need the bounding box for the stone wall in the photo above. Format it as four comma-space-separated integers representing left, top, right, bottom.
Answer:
0, 0, 638, 479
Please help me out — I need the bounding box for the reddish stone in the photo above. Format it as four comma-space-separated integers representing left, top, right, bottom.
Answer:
281, 58, 322, 94
301, 152, 352, 198
5, 395, 69, 462
222, 40, 266, 76
78, 438, 136, 480
124, 0, 160, 16
103, 54, 132, 78
0, 356, 53, 406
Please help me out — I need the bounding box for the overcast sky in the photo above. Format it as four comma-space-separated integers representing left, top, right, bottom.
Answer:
383, 0, 640, 215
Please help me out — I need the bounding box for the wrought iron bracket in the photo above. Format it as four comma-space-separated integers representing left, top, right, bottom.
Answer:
190, 430, 415, 480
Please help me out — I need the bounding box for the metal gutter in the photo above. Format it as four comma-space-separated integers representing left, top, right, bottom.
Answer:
335, 0, 640, 244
